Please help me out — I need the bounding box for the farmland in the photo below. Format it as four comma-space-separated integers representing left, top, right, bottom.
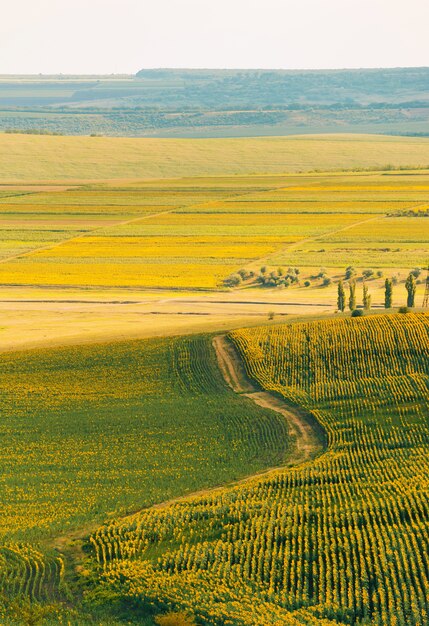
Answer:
0, 332, 293, 623
0, 335, 289, 542
0, 168, 428, 300
0, 132, 429, 625
2, 69, 429, 138
86, 313, 429, 625
2, 133, 429, 182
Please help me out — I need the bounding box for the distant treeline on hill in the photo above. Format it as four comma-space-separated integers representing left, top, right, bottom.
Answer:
0, 67, 429, 137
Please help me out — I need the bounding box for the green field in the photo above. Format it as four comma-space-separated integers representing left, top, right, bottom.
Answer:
0, 334, 289, 543
0, 333, 291, 624
86, 314, 429, 626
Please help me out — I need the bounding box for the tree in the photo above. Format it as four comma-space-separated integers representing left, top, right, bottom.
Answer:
337, 281, 346, 312
362, 268, 375, 280
363, 283, 371, 310
384, 278, 393, 309
345, 265, 356, 280
224, 273, 242, 287
405, 273, 417, 308
349, 281, 356, 311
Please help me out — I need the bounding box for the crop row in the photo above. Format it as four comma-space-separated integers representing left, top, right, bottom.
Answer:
89, 314, 429, 625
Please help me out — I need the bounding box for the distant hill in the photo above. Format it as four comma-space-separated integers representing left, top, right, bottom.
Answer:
0, 68, 428, 137
135, 67, 429, 107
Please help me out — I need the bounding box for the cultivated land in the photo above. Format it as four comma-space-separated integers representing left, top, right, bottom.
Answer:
1, 133, 429, 624
87, 314, 429, 626
2, 68, 429, 137
2, 133, 429, 181
0, 141, 428, 351
3, 314, 428, 625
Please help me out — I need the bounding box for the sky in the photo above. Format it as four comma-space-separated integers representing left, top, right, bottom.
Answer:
1, 0, 429, 74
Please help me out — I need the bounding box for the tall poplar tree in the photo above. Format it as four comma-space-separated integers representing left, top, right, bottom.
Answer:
363, 283, 371, 310
349, 281, 356, 311
405, 273, 416, 308
384, 278, 393, 309
337, 281, 346, 312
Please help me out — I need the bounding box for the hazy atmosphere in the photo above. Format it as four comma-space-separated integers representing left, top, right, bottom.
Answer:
2, 0, 429, 73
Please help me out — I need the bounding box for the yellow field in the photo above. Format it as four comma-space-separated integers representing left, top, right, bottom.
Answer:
31, 235, 284, 259
324, 216, 429, 242
0, 167, 428, 291
0, 261, 240, 288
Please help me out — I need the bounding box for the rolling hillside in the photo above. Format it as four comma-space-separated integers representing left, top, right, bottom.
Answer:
2, 133, 429, 181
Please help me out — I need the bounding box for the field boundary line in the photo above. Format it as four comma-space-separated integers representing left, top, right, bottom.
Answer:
248, 200, 429, 272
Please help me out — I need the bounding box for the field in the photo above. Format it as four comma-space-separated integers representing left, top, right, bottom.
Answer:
2, 133, 429, 182
0, 334, 289, 542
0, 332, 292, 624
0, 169, 428, 296
1, 69, 429, 137
1, 133, 429, 625
85, 313, 429, 625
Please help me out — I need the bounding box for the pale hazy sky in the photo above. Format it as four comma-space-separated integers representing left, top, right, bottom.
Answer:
2, 0, 429, 74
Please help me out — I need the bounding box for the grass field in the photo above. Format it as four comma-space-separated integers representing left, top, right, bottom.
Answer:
2, 133, 429, 181
85, 313, 429, 626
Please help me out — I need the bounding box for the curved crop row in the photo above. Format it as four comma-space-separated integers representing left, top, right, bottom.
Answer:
0, 543, 65, 603
88, 314, 429, 625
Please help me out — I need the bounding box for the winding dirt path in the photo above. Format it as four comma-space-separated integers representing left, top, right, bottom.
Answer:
51, 332, 324, 558
213, 334, 323, 466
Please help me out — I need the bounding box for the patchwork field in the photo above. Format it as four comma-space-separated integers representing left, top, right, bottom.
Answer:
0, 170, 428, 296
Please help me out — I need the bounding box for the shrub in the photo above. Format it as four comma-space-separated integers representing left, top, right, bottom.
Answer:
398, 306, 409, 314
351, 309, 364, 317
304, 280, 311, 287
223, 273, 242, 287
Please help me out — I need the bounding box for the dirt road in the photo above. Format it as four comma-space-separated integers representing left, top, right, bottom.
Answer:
213, 333, 324, 466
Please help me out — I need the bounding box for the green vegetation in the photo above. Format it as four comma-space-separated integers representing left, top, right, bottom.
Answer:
337, 280, 346, 311
1, 69, 429, 137
0, 334, 290, 542
406, 273, 417, 307
81, 314, 429, 625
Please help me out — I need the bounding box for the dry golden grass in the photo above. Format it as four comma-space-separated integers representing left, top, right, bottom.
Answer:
2, 133, 429, 181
